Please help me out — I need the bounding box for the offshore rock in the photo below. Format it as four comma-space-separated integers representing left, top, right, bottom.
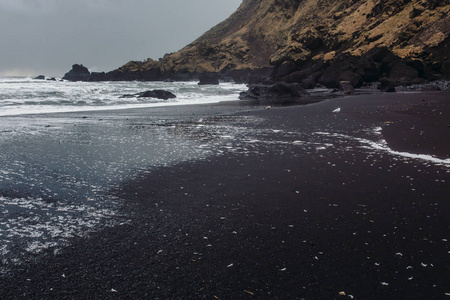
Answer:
62, 64, 91, 81
33, 75, 45, 80
138, 90, 176, 100
120, 90, 177, 100
239, 82, 306, 105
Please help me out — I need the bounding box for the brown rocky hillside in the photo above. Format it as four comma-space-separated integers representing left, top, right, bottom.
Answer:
93, 0, 450, 87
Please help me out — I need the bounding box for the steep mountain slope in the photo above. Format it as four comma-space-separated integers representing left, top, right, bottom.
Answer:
102, 0, 450, 86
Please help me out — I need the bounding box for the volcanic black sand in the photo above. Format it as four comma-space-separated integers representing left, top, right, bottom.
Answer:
1, 92, 449, 299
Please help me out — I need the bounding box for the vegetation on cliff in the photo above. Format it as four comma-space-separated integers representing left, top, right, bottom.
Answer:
93, 0, 450, 86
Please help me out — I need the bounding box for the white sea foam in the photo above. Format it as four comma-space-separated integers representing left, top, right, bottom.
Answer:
0, 78, 246, 116
0, 195, 119, 273
314, 129, 450, 168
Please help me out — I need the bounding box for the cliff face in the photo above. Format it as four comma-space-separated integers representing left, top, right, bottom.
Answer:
106, 0, 450, 86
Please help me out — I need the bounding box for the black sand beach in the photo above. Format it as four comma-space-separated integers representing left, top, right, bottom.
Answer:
1, 92, 449, 299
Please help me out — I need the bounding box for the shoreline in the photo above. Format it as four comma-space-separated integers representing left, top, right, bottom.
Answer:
1, 91, 449, 299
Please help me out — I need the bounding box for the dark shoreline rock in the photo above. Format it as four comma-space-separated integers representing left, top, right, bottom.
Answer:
120, 90, 176, 100
239, 82, 307, 105
138, 90, 176, 100
60, 44, 447, 90
62, 64, 91, 81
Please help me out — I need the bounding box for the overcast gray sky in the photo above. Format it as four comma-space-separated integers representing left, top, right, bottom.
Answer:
0, 0, 242, 77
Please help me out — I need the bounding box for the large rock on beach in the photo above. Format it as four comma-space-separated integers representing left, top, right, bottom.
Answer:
62, 64, 91, 81
138, 90, 176, 100
378, 77, 397, 92
239, 82, 306, 105
121, 90, 176, 100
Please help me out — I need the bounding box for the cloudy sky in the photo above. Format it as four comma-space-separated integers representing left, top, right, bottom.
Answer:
0, 0, 242, 77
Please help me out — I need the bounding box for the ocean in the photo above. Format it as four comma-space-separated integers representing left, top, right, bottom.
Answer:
0, 77, 247, 273
0, 77, 246, 116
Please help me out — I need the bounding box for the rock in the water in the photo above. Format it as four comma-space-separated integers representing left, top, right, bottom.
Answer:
239, 82, 306, 105
34, 75, 45, 80
46, 77, 57, 81
62, 64, 91, 81
137, 90, 176, 100
198, 72, 219, 85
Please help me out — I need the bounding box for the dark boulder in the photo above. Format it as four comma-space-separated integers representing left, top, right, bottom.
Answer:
378, 77, 396, 92
301, 72, 322, 89
34, 75, 45, 80
46, 77, 57, 81
389, 62, 421, 85
62, 64, 91, 81
198, 72, 219, 85
120, 90, 176, 100
138, 90, 176, 100
339, 81, 355, 95
239, 82, 306, 105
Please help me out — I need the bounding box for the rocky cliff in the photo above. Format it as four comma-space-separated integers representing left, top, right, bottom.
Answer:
88, 0, 450, 87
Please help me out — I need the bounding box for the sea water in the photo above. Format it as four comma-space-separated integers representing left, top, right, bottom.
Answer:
0, 77, 246, 116
1, 78, 450, 275
0, 77, 247, 273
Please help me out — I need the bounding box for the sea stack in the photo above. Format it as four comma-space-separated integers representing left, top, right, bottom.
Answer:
62, 64, 91, 81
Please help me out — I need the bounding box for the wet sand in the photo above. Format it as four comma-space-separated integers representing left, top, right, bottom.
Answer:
1, 92, 449, 299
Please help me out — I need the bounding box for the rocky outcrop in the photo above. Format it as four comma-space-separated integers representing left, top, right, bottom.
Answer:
120, 90, 176, 100
239, 82, 307, 104
138, 90, 176, 100
33, 75, 45, 80
72, 0, 449, 87
62, 64, 91, 81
